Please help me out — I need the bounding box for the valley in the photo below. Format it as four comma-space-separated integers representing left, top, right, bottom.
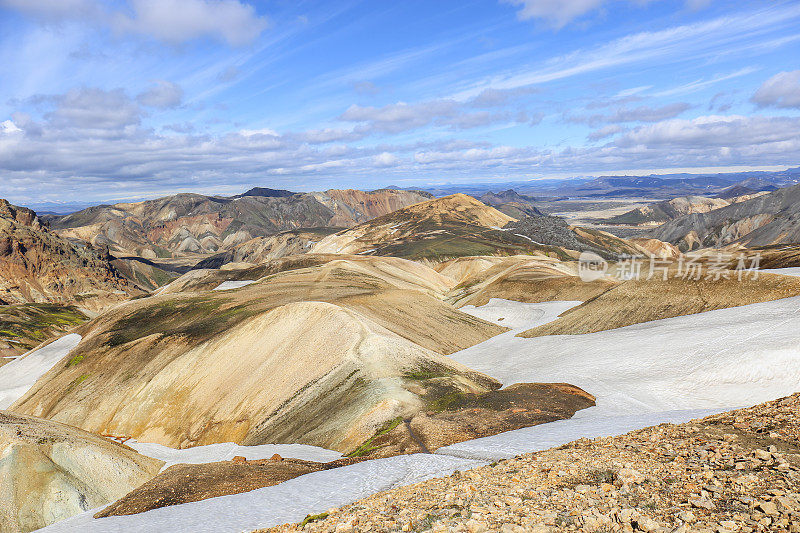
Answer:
2, 182, 800, 533
4, 4, 800, 532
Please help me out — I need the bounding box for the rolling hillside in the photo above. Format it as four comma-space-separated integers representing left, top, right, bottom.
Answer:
11, 257, 510, 453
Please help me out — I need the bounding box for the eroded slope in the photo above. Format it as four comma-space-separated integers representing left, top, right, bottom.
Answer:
0, 411, 162, 533
11, 257, 506, 452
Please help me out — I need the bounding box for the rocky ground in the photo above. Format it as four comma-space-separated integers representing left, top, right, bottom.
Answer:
265, 393, 800, 533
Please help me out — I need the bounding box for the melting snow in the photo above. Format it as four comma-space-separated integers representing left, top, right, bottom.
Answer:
42, 454, 484, 533
128, 441, 342, 472
0, 334, 81, 409
39, 296, 800, 532
761, 267, 800, 277
212, 280, 256, 291
451, 297, 800, 415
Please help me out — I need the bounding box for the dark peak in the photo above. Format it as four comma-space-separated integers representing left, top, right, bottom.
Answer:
481, 189, 537, 203
0, 199, 41, 228
716, 185, 757, 199
236, 187, 296, 198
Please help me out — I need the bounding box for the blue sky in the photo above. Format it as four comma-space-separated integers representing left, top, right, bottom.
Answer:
1, 0, 799, 204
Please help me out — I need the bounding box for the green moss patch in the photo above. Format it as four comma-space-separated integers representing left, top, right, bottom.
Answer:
64, 373, 90, 394
0, 304, 88, 352
299, 512, 329, 527
103, 296, 259, 347
65, 354, 85, 367
346, 417, 403, 458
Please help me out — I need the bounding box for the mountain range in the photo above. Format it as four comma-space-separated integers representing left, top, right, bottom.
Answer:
4, 178, 800, 532
649, 182, 800, 250
45, 188, 433, 259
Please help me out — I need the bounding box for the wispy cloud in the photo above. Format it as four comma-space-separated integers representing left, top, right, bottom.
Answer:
653, 67, 759, 97
503, 0, 714, 29
475, 4, 800, 91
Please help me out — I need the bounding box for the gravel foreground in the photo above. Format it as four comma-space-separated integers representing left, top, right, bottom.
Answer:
264, 393, 800, 533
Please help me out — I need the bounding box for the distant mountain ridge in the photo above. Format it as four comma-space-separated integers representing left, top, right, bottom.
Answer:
603, 193, 768, 226
650, 182, 800, 250
46, 188, 432, 259
388, 167, 800, 199
479, 189, 545, 219
234, 187, 296, 198
312, 194, 644, 261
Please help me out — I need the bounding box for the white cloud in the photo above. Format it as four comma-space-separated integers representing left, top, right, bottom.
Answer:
2, 85, 800, 204
751, 70, 800, 109
238, 128, 279, 137
571, 103, 691, 126
468, 86, 539, 107
45, 87, 141, 132
374, 152, 398, 167
588, 124, 624, 141
114, 0, 268, 46
615, 114, 800, 148
0, 0, 268, 46
609, 103, 691, 122
0, 120, 21, 134
615, 85, 652, 98
503, 0, 604, 29
340, 99, 529, 134
294, 128, 362, 144
341, 100, 459, 133
136, 80, 183, 109
653, 67, 758, 97
503, 0, 714, 28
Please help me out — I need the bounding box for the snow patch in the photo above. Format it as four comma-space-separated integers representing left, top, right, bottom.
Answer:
452, 297, 800, 415
41, 454, 483, 533
212, 280, 256, 291
0, 334, 82, 409
460, 299, 580, 331
38, 297, 800, 532
127, 441, 342, 472
761, 267, 800, 277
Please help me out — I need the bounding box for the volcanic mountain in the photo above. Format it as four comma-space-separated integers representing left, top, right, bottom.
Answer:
312, 194, 645, 260
649, 182, 800, 250
46, 189, 431, 259
0, 199, 137, 310
0, 411, 162, 532
604, 193, 768, 226
478, 189, 544, 219
11, 256, 513, 453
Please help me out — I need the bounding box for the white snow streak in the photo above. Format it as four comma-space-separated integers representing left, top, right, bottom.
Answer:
761, 267, 800, 277
128, 441, 342, 472
0, 334, 81, 409
212, 280, 256, 291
